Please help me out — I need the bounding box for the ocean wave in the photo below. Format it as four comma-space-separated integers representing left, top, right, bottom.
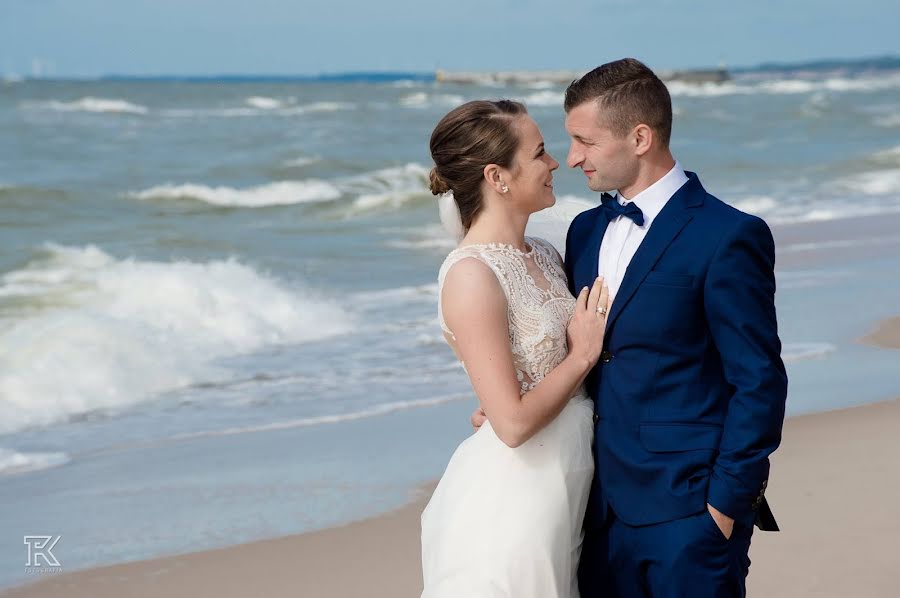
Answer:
729, 175, 900, 224
833, 169, 900, 196
354, 282, 439, 304
776, 269, 853, 290
526, 195, 597, 258
285, 101, 355, 114
161, 101, 354, 119
731, 195, 779, 215
781, 342, 836, 362
282, 155, 320, 168
0, 244, 352, 435
667, 73, 900, 98
165, 393, 471, 439
384, 224, 457, 250
516, 90, 565, 107
874, 113, 900, 127
0, 448, 70, 476
128, 179, 342, 207
342, 163, 432, 214
23, 97, 149, 115
779, 235, 900, 254
400, 92, 466, 108
128, 163, 433, 211
873, 145, 900, 160
245, 96, 289, 110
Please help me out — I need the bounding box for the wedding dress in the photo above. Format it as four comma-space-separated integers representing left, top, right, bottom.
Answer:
421, 236, 594, 598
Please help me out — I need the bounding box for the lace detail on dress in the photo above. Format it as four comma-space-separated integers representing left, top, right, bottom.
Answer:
437, 236, 575, 395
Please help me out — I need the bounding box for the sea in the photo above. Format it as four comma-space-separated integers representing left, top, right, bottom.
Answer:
1, 57, 899, 588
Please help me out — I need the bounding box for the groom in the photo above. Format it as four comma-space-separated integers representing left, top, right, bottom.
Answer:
561, 58, 787, 597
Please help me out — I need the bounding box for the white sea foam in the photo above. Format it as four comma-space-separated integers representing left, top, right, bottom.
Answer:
781, 342, 836, 363
0, 244, 352, 434
833, 169, 900, 196
732, 195, 779, 216
129, 163, 432, 211
162, 101, 354, 119
400, 92, 428, 106
128, 179, 341, 207
245, 96, 288, 110
667, 73, 900, 98
286, 101, 355, 114
282, 156, 320, 168
517, 90, 564, 107
0, 448, 71, 476
24, 97, 149, 114
399, 92, 465, 108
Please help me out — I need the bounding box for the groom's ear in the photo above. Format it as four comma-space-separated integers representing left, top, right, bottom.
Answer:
632, 123, 654, 157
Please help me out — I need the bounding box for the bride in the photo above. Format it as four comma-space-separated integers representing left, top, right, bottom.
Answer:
421, 99, 609, 598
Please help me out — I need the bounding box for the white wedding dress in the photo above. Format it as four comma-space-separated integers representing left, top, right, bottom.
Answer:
421, 236, 595, 598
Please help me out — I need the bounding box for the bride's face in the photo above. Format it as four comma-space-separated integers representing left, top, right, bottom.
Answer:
504, 116, 560, 213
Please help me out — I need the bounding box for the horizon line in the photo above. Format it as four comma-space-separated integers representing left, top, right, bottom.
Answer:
5, 53, 898, 82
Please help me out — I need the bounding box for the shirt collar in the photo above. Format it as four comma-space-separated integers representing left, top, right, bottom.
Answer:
617, 161, 689, 226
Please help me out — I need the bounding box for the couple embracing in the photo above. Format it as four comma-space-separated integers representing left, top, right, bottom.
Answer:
420, 58, 787, 598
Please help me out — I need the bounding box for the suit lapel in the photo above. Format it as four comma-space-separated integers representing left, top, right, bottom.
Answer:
604, 173, 704, 331
578, 211, 609, 291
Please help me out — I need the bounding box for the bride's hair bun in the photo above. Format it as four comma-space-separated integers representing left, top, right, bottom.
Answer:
429, 99, 526, 229
429, 168, 450, 196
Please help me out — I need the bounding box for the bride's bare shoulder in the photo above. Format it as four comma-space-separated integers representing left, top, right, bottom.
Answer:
442, 256, 503, 299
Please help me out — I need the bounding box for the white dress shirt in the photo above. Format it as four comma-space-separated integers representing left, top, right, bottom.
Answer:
598, 162, 689, 302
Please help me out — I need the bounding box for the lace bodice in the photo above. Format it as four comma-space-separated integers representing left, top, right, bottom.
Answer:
438, 236, 576, 394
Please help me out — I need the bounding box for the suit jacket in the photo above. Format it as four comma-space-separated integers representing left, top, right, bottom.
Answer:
564, 172, 787, 530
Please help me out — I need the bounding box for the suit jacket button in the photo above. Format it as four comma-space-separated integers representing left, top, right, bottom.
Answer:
600, 351, 612, 364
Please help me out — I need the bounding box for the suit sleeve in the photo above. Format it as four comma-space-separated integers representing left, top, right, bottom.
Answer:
704, 215, 788, 527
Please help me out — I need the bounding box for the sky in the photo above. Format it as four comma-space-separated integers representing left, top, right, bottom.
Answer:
2, 0, 899, 78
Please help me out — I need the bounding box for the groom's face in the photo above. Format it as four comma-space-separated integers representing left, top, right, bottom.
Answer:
564, 101, 636, 194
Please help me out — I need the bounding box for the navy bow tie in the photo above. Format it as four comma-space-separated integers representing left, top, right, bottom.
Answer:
601, 193, 645, 226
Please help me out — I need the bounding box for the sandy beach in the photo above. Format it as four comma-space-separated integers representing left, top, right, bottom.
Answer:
864, 316, 900, 350
3, 316, 898, 597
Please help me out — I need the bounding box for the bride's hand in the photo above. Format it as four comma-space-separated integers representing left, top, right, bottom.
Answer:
470, 406, 487, 431
566, 276, 610, 367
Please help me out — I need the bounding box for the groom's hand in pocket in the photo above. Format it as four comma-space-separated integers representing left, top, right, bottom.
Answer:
471, 407, 487, 432
707, 503, 735, 540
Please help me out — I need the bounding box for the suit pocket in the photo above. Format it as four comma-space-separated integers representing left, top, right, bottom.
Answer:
639, 422, 723, 453
643, 271, 694, 288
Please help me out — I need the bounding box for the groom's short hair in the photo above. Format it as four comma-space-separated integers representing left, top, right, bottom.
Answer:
564, 58, 672, 148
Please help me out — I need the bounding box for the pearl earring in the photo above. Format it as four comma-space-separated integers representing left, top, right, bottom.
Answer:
500, 183, 509, 193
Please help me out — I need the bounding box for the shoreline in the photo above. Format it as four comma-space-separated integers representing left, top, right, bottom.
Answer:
4, 311, 899, 597
862, 316, 900, 350
5, 395, 900, 597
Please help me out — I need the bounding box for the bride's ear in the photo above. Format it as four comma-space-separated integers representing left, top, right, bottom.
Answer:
483, 164, 509, 195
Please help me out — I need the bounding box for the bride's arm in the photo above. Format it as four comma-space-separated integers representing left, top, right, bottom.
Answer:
442, 258, 607, 448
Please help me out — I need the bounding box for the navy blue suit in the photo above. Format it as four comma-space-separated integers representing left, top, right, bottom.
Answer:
565, 172, 787, 597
